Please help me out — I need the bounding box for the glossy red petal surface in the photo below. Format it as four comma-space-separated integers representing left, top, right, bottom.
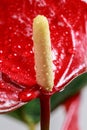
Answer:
0, 0, 87, 112
62, 94, 80, 130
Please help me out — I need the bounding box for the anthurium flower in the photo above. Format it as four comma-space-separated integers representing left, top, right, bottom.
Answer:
0, 0, 87, 113
62, 94, 80, 130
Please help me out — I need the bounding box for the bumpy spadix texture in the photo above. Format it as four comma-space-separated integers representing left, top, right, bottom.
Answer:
0, 0, 87, 112
33, 15, 54, 91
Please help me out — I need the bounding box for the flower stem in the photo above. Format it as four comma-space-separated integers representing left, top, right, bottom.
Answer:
40, 95, 51, 130
20, 107, 36, 130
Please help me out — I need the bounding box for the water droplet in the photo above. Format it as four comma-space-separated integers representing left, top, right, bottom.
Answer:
65, 31, 68, 34
28, 44, 31, 47
51, 25, 56, 30
0, 60, 2, 63
19, 88, 40, 102
9, 26, 12, 30
12, 14, 18, 19
30, 50, 33, 54
17, 45, 21, 49
8, 39, 12, 42
56, 70, 59, 73
14, 53, 17, 56
0, 50, 3, 54
60, 54, 65, 60
59, 66, 61, 69
1, 83, 4, 86
14, 32, 17, 35
58, 22, 64, 27
76, 32, 79, 36
17, 66, 20, 70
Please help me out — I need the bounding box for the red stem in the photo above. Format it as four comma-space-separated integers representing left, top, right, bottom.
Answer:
40, 94, 51, 130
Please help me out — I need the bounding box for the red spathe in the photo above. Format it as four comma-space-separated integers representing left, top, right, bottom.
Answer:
0, 0, 87, 112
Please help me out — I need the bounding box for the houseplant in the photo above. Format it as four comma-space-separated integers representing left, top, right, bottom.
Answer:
0, 0, 87, 129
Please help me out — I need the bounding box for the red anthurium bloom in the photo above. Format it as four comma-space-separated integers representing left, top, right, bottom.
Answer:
63, 94, 80, 130
0, 0, 87, 112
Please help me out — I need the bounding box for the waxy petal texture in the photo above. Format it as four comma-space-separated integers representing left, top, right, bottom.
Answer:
0, 0, 87, 112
